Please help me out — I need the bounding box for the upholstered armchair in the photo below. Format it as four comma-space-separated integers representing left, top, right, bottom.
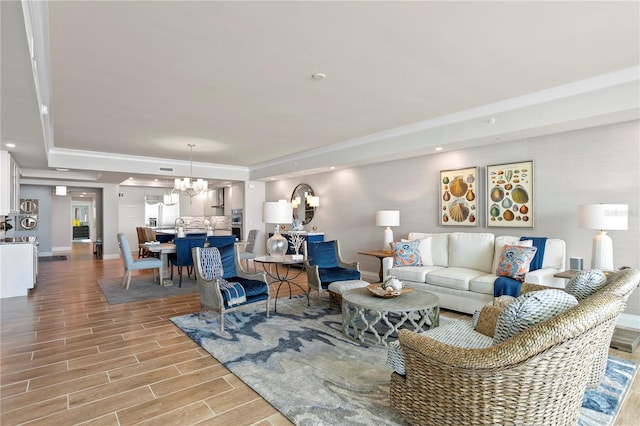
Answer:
390, 291, 626, 426
304, 240, 361, 301
117, 233, 162, 289
192, 243, 270, 331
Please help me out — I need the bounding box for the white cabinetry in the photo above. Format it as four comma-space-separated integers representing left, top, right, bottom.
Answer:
0, 151, 20, 215
0, 243, 35, 298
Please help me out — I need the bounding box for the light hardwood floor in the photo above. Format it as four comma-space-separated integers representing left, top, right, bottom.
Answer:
1, 243, 638, 425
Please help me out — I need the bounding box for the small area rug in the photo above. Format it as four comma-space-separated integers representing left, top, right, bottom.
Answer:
39, 255, 67, 262
97, 276, 198, 304
171, 297, 637, 426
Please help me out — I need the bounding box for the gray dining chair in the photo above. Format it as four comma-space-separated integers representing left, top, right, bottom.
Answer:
239, 229, 258, 271
117, 233, 162, 289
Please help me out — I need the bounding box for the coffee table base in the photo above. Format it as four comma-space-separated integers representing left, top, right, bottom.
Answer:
342, 303, 439, 346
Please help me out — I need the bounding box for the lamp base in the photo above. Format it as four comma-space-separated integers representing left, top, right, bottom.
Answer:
383, 227, 394, 252
267, 226, 288, 257
591, 230, 614, 271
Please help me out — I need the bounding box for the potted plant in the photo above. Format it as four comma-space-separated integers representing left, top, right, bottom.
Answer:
0, 217, 13, 240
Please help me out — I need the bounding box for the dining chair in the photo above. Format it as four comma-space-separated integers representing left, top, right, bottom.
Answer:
170, 236, 206, 287
136, 227, 148, 257
117, 233, 162, 289
206, 235, 237, 248
238, 229, 258, 272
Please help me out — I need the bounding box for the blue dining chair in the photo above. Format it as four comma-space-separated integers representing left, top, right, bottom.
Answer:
207, 235, 237, 248
117, 233, 162, 289
170, 236, 206, 287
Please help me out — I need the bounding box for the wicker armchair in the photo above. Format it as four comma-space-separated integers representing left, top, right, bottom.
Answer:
390, 291, 626, 426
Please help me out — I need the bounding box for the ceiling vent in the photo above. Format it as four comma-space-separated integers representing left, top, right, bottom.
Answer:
159, 167, 174, 172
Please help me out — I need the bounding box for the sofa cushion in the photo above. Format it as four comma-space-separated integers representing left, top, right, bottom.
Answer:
468, 274, 497, 295
426, 267, 486, 291
492, 236, 533, 274
496, 245, 537, 281
388, 265, 443, 283
493, 289, 578, 345
391, 240, 423, 267
408, 232, 449, 267
565, 269, 607, 300
386, 319, 492, 375
448, 233, 495, 272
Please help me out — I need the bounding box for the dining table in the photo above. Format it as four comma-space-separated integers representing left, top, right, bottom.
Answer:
146, 243, 176, 286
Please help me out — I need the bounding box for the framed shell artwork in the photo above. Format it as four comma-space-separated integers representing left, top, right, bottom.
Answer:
440, 167, 478, 227
486, 160, 534, 228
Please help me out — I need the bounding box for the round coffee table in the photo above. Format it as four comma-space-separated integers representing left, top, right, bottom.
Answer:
341, 287, 440, 346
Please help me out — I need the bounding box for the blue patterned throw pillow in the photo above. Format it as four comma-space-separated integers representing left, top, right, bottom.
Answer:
391, 240, 423, 267
496, 245, 538, 281
493, 289, 578, 345
565, 269, 607, 300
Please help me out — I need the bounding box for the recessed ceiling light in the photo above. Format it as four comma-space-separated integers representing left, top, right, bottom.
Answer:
435, 147, 443, 151
5, 143, 16, 148
488, 117, 496, 125
330, 166, 335, 170
55, 168, 69, 172
311, 73, 326, 80
129, 177, 134, 180
40, 104, 49, 115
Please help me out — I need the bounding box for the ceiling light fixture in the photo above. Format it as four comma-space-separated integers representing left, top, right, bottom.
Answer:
311, 73, 326, 80
174, 144, 208, 197
55, 168, 69, 172
435, 147, 443, 151
5, 143, 16, 148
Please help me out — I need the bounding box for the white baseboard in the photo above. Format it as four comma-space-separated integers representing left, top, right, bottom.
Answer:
617, 313, 640, 330
103, 254, 120, 260
52, 246, 72, 252
39, 251, 53, 257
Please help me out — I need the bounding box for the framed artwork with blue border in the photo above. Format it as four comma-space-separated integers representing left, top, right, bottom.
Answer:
440, 167, 478, 227
486, 160, 534, 228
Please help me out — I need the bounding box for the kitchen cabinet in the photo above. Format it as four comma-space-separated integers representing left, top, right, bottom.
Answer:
0, 242, 35, 298
0, 151, 20, 215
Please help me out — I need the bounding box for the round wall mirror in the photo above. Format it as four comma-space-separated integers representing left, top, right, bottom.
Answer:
291, 183, 316, 225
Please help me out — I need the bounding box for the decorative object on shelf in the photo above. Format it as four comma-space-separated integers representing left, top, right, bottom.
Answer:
289, 233, 304, 260
291, 218, 303, 231
376, 210, 399, 251
174, 144, 208, 197
307, 195, 320, 231
440, 167, 478, 226
579, 204, 628, 270
263, 200, 293, 257
486, 160, 534, 228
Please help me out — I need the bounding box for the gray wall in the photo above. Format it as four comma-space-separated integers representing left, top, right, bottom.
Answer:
266, 120, 640, 318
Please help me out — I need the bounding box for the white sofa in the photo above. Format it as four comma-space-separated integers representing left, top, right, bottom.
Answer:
382, 232, 566, 314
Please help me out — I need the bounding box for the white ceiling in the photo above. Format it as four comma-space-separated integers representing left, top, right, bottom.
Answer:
2, 1, 639, 188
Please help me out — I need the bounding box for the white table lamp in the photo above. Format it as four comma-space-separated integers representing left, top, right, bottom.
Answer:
376, 210, 400, 252
263, 200, 293, 257
579, 204, 628, 271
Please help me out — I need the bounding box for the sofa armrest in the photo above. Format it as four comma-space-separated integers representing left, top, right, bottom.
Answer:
524, 267, 565, 288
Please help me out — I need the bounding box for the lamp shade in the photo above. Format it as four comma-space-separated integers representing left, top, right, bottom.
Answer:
579, 204, 628, 230
263, 201, 293, 224
376, 210, 400, 227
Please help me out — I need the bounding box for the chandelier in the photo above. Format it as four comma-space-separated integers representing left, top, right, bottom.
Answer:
174, 144, 208, 197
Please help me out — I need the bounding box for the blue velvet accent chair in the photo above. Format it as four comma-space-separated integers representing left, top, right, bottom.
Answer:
117, 233, 162, 289
170, 236, 206, 287
192, 244, 270, 331
304, 240, 361, 301
186, 232, 207, 238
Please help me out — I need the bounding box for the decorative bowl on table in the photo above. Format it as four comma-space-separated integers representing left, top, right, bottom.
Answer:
367, 276, 414, 298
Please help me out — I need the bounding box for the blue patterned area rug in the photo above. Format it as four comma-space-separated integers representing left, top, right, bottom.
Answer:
171, 297, 637, 426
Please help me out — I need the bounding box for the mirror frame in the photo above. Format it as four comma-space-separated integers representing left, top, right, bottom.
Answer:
290, 183, 316, 225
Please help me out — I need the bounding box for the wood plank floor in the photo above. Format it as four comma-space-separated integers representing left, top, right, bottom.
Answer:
1, 242, 638, 425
